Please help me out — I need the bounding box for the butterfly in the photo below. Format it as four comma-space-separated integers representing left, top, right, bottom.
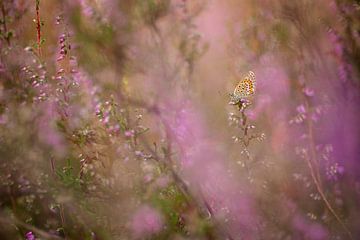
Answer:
234, 71, 256, 97
232, 71, 256, 100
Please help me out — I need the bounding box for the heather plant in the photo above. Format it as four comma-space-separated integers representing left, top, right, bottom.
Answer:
1, 0, 360, 240
228, 96, 266, 182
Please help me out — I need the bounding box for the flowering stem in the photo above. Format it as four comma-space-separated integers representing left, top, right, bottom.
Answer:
232, 100, 257, 176
304, 97, 353, 239
304, 153, 353, 239
240, 105, 250, 147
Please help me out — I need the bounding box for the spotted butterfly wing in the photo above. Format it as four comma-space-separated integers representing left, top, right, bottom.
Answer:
233, 71, 256, 98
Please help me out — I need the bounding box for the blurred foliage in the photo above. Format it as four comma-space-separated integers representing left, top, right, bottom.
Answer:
0, 0, 360, 239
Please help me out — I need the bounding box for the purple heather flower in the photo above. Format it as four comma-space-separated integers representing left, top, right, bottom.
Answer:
25, 231, 35, 240
303, 87, 314, 97
103, 115, 110, 124
293, 214, 328, 240
337, 165, 345, 175
59, 34, 66, 43
130, 205, 164, 238
56, 55, 65, 62
125, 130, 135, 137
296, 104, 306, 114
155, 175, 171, 188
144, 173, 153, 183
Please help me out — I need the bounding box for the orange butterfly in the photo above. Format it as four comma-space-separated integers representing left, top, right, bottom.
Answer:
233, 71, 256, 99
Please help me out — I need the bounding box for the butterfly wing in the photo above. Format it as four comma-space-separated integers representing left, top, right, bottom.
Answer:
248, 71, 255, 81
233, 71, 256, 98
233, 79, 248, 98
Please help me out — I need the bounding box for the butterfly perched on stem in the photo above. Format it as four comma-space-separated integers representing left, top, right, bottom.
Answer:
230, 71, 256, 104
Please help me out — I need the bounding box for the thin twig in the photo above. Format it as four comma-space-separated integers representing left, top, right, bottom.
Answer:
35, 0, 42, 57
304, 97, 353, 240
1, 1, 10, 45
0, 212, 64, 239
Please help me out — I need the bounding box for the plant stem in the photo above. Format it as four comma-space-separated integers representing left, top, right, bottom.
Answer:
35, 0, 42, 57
304, 97, 353, 239
0, 211, 64, 239
1, 1, 10, 45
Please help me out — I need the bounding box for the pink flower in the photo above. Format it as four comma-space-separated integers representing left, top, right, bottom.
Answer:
37, 101, 66, 157
130, 205, 164, 238
303, 87, 315, 97
293, 214, 328, 240
155, 175, 171, 188
125, 130, 135, 137
296, 104, 306, 114
25, 232, 35, 240
143, 173, 153, 183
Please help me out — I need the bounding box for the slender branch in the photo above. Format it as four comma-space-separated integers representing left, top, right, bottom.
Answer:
35, 0, 42, 57
1, 1, 10, 45
304, 97, 353, 240
304, 153, 353, 239
0, 212, 64, 239
231, 100, 255, 176
304, 99, 322, 185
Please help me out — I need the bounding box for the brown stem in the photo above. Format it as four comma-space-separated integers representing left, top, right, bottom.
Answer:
235, 101, 253, 176
35, 0, 42, 57
1, 1, 10, 45
304, 154, 353, 239
49, 155, 67, 239
304, 98, 353, 239
59, 204, 67, 239
0, 212, 64, 239
50, 156, 56, 174
304, 99, 322, 185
